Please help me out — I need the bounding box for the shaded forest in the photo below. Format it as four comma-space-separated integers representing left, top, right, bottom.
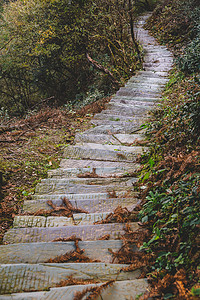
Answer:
0, 0, 156, 115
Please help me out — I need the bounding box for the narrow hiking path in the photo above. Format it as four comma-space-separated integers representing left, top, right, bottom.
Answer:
0, 14, 173, 299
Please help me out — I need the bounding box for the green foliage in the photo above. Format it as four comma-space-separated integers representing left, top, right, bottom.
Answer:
178, 33, 200, 73
139, 174, 200, 277
137, 69, 200, 296
0, 0, 143, 115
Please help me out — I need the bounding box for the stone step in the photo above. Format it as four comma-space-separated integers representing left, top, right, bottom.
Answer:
75, 133, 122, 144
63, 143, 147, 162
136, 70, 169, 77
128, 76, 168, 82
84, 124, 145, 135
98, 105, 151, 116
13, 212, 111, 228
32, 189, 135, 200
74, 133, 144, 145
0, 263, 141, 294
0, 279, 149, 299
34, 177, 137, 195
0, 240, 123, 264
109, 99, 159, 107
106, 101, 156, 109
90, 119, 145, 129
118, 85, 163, 92
143, 64, 172, 72
111, 95, 160, 101
125, 79, 166, 85
116, 89, 159, 97
93, 113, 144, 121
23, 196, 137, 214
59, 159, 136, 169
48, 164, 139, 178
3, 222, 138, 244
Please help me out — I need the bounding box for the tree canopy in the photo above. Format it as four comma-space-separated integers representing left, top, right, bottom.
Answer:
0, 0, 155, 115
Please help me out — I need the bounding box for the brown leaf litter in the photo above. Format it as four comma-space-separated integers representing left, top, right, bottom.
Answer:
94, 205, 138, 224
48, 235, 100, 263
56, 276, 100, 288
25, 197, 88, 218
74, 280, 115, 300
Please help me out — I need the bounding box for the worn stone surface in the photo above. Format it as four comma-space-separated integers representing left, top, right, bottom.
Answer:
34, 177, 137, 195
0, 240, 123, 264
90, 119, 145, 129
84, 124, 143, 134
106, 100, 157, 108
32, 190, 134, 201
0, 263, 141, 294
3, 222, 138, 244
48, 165, 139, 178
98, 105, 151, 115
0, 279, 148, 300
23, 196, 137, 213
93, 112, 145, 120
59, 159, 135, 169
75, 133, 122, 144
13, 212, 110, 228
13, 216, 46, 228
63, 143, 147, 162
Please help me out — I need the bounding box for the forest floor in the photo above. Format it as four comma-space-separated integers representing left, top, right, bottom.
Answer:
0, 96, 110, 243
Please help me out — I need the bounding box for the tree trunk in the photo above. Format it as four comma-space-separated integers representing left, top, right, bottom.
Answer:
128, 0, 141, 63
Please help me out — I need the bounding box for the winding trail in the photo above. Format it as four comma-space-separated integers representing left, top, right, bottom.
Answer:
0, 14, 173, 299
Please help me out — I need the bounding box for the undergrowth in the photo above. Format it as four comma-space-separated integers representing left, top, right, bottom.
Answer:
0, 96, 110, 243
134, 6, 200, 296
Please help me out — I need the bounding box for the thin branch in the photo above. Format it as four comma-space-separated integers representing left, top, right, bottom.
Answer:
86, 53, 120, 87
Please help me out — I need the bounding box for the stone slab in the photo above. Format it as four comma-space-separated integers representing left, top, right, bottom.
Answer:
128, 77, 168, 84
116, 89, 160, 97
48, 165, 139, 178
13, 212, 110, 228
32, 190, 134, 201
23, 196, 138, 214
110, 98, 159, 106
136, 70, 169, 77
3, 222, 138, 244
98, 105, 150, 116
0, 240, 123, 264
111, 95, 160, 102
0, 263, 141, 294
84, 124, 146, 135
106, 101, 156, 109
116, 87, 161, 94
59, 159, 135, 169
63, 143, 147, 162
90, 119, 145, 129
125, 80, 165, 86
93, 113, 144, 121
75, 133, 121, 145
0, 279, 148, 299
35, 177, 137, 195
74, 133, 144, 146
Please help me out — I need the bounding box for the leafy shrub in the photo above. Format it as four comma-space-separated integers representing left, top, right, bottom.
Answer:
177, 32, 200, 73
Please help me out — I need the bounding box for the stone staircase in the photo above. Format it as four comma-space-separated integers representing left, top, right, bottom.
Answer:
0, 14, 173, 299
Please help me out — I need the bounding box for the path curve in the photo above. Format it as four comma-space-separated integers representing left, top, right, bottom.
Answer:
0, 14, 173, 299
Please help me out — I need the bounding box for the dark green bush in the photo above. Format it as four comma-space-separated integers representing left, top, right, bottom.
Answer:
177, 32, 200, 73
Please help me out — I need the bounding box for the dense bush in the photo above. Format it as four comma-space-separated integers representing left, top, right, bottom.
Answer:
0, 0, 147, 115
178, 32, 200, 73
